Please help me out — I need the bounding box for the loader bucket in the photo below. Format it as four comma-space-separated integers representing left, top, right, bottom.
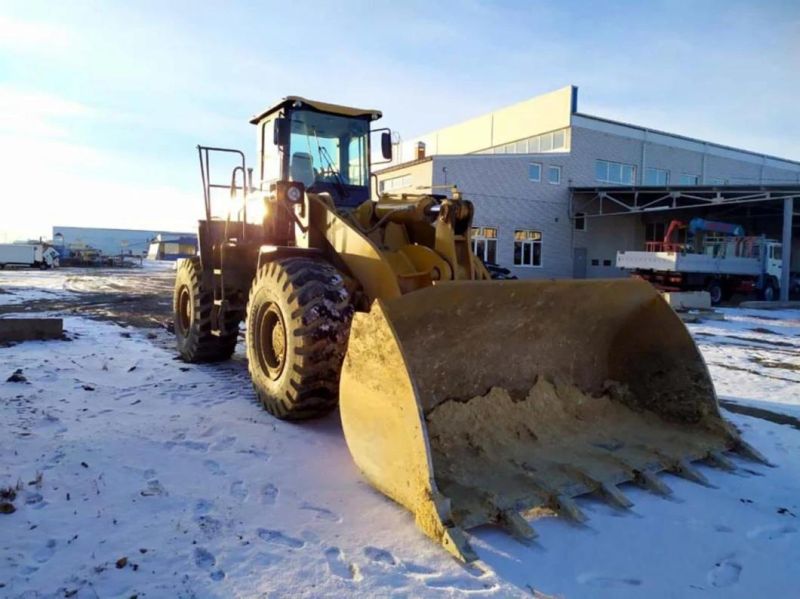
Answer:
339, 278, 763, 561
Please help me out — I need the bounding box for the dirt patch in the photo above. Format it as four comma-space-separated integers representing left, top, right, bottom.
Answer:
709, 362, 799, 384
750, 356, 800, 372
720, 400, 800, 431
749, 327, 781, 336
0, 269, 175, 329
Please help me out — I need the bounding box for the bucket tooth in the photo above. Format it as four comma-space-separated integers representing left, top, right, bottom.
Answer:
518, 470, 587, 523
441, 526, 478, 562
633, 469, 673, 496
732, 439, 773, 466
706, 451, 736, 472
560, 464, 633, 510
498, 509, 537, 543
549, 494, 587, 523
667, 458, 711, 487
597, 482, 633, 509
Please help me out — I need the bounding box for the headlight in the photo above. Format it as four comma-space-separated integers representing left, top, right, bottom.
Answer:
287, 185, 303, 203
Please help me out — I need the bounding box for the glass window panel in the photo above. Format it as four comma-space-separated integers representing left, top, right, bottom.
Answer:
494, 146, 505, 154
548, 166, 561, 184
608, 162, 622, 184
552, 130, 565, 150
622, 164, 634, 184
505, 144, 516, 153
528, 163, 541, 181
513, 242, 522, 265
533, 243, 542, 266
540, 133, 553, 152
595, 160, 607, 182
516, 140, 528, 153
475, 240, 486, 260
523, 243, 531, 265
528, 136, 540, 153
487, 240, 497, 264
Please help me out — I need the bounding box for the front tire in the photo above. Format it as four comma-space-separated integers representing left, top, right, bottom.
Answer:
246, 257, 353, 420
761, 280, 778, 302
173, 257, 240, 362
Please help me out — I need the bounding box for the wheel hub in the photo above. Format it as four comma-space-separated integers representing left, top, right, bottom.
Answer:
258, 303, 287, 380
177, 286, 192, 334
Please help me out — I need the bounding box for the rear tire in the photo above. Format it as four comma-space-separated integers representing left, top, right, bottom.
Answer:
246, 257, 353, 420
706, 279, 723, 305
174, 257, 240, 362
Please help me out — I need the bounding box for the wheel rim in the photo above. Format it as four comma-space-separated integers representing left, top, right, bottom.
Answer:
710, 285, 722, 304
765, 286, 775, 301
257, 303, 287, 380
177, 286, 192, 335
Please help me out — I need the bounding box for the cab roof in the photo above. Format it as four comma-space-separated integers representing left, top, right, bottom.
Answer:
249, 96, 382, 124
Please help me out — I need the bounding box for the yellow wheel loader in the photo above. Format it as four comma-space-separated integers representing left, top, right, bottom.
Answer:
174, 97, 767, 561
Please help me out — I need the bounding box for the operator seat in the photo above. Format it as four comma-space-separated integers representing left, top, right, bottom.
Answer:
290, 152, 315, 187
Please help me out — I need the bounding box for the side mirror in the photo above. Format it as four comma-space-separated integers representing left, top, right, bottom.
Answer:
381, 131, 392, 160
273, 118, 290, 147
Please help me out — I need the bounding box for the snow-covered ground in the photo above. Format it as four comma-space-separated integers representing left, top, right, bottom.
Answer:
1, 272, 799, 598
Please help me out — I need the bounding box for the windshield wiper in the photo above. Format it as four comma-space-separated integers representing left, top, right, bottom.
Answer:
310, 127, 348, 198
319, 146, 349, 198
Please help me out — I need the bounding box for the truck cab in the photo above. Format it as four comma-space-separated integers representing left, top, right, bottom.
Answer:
765, 242, 783, 280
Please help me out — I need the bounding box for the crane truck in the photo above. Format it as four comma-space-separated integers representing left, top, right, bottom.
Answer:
616, 218, 787, 303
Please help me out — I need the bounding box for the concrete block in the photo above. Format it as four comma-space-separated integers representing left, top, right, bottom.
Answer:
0, 318, 63, 342
662, 291, 711, 311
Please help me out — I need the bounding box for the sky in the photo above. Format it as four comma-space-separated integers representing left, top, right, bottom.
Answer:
1, 0, 798, 242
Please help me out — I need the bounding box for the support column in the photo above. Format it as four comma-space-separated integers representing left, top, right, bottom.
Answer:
780, 197, 793, 302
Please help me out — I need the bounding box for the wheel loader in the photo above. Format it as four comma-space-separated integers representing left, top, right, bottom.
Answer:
174, 96, 767, 561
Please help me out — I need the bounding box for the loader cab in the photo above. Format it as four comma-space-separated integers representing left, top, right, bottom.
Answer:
251, 97, 389, 209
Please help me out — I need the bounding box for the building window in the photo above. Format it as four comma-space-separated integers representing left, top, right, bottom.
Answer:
480, 128, 569, 155
552, 130, 566, 150
548, 165, 561, 185
596, 159, 636, 185
591, 259, 599, 266
679, 173, 700, 185
379, 174, 412, 193
709, 176, 725, 185
528, 163, 542, 182
602, 259, 612, 266
574, 212, 586, 231
513, 230, 542, 267
471, 227, 498, 264
644, 167, 669, 185
645, 222, 666, 242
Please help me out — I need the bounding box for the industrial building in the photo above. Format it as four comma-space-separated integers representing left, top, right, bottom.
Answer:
376, 86, 800, 299
52, 226, 197, 260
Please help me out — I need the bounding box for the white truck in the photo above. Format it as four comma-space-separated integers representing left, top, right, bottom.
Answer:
0, 244, 60, 269
617, 232, 782, 304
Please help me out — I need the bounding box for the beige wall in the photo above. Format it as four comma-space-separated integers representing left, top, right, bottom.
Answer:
397, 86, 575, 160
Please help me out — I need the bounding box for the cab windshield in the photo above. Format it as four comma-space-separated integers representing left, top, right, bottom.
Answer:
288, 109, 369, 201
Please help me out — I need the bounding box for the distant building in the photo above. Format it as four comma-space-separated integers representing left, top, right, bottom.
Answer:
377, 86, 800, 289
52, 226, 197, 258
146, 234, 198, 261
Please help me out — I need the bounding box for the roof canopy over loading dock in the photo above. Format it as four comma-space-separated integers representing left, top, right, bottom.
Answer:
570, 185, 800, 301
